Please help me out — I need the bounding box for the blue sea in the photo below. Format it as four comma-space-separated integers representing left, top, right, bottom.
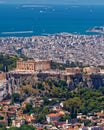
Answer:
0, 4, 104, 37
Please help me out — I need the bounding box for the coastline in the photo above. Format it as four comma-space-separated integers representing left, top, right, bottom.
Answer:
0, 4, 104, 37
0, 31, 101, 38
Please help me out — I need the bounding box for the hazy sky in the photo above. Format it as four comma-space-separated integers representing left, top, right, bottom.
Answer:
1, 0, 104, 5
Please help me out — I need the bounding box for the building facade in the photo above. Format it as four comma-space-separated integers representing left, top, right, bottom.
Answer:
16, 60, 51, 72
46, 113, 60, 124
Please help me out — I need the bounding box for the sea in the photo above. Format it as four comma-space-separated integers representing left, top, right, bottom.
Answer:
0, 4, 104, 37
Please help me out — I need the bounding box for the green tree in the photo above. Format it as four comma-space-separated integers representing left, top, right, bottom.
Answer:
0, 123, 6, 130
64, 97, 81, 118
0, 115, 4, 120
59, 114, 71, 121
0, 54, 18, 71
12, 93, 20, 103
20, 125, 36, 130
8, 127, 18, 130
70, 106, 77, 119
24, 103, 33, 114
8, 125, 36, 130
84, 120, 91, 126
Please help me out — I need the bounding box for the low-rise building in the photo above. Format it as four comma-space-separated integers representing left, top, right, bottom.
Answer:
81, 126, 103, 130
46, 113, 60, 124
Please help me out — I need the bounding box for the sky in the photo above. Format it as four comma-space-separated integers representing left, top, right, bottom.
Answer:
1, 0, 104, 5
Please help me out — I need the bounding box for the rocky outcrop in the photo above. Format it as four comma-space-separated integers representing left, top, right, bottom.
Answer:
6, 72, 104, 91
0, 79, 9, 101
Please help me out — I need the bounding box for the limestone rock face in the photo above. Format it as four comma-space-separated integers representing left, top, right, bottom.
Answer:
7, 72, 104, 91
0, 79, 9, 101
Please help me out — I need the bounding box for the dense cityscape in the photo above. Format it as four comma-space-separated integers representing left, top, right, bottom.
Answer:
1, 0, 104, 130
0, 33, 104, 66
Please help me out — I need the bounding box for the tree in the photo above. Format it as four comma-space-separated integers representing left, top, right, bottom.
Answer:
36, 82, 44, 90
35, 106, 50, 123
43, 97, 49, 105
20, 125, 36, 130
64, 97, 81, 110
59, 114, 71, 121
23, 89, 29, 95
64, 97, 81, 118
36, 113, 46, 123
24, 103, 33, 114
0, 123, 6, 130
12, 93, 20, 103
8, 125, 36, 130
0, 54, 18, 71
0, 115, 4, 120
59, 80, 67, 87
8, 127, 18, 130
84, 120, 91, 126
70, 106, 77, 119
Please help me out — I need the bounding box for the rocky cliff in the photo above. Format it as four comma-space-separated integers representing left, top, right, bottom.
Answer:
6, 72, 104, 92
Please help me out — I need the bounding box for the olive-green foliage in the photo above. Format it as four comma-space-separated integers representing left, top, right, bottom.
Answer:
43, 97, 57, 106
34, 106, 50, 123
19, 125, 36, 130
0, 128, 7, 130
0, 124, 36, 130
0, 54, 18, 71
64, 97, 81, 118
19, 54, 28, 61
32, 79, 104, 120
36, 82, 44, 90
0, 123, 6, 130
24, 78, 104, 117
64, 87, 104, 115
59, 114, 71, 121
12, 93, 20, 103
44, 79, 70, 98
51, 61, 83, 70
0, 115, 4, 120
83, 120, 91, 126
8, 125, 36, 130
23, 103, 33, 114
23, 89, 29, 95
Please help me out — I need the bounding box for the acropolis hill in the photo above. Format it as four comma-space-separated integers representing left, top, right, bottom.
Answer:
1, 58, 104, 101
5, 59, 104, 93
